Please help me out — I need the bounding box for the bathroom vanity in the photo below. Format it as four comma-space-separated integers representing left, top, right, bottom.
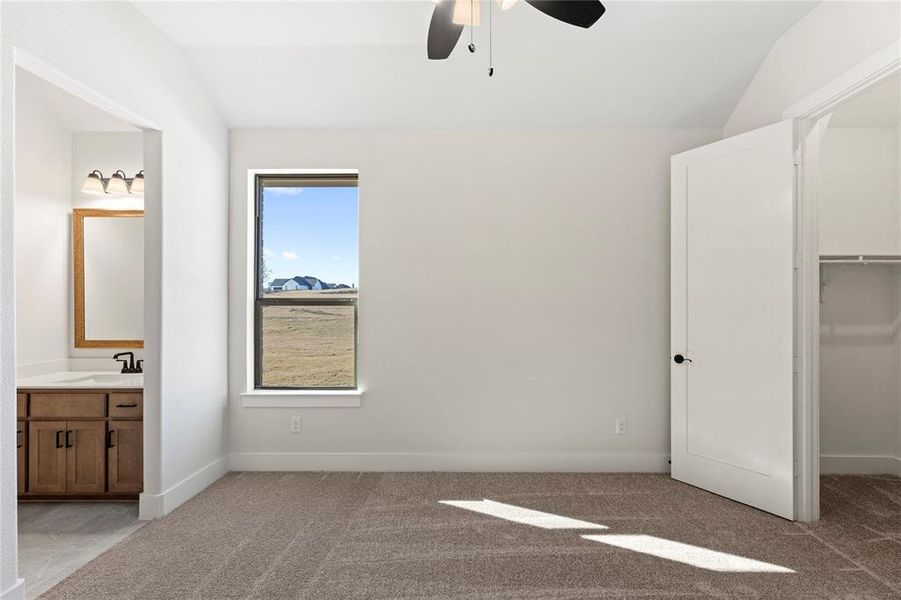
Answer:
16, 373, 143, 500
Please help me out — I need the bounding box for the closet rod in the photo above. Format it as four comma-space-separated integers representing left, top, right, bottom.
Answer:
820, 255, 901, 264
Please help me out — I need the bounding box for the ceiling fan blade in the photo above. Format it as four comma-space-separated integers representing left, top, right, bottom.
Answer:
428, 1, 465, 60
524, 0, 606, 28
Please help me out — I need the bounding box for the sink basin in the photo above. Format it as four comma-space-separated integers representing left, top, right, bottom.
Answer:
17, 371, 143, 388
61, 374, 142, 385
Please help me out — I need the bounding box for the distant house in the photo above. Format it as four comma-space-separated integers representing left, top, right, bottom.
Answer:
269, 278, 302, 292
292, 275, 327, 290
270, 275, 341, 292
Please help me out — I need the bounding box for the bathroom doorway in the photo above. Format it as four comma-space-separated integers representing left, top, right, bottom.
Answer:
12, 62, 159, 599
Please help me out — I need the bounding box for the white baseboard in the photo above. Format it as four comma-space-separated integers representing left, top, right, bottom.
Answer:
0, 579, 24, 600
228, 451, 671, 473
820, 454, 901, 475
139, 456, 227, 519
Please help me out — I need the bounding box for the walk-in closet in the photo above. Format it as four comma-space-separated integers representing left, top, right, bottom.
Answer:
819, 72, 901, 478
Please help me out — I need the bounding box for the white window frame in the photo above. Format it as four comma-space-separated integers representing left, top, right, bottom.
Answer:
239, 169, 362, 408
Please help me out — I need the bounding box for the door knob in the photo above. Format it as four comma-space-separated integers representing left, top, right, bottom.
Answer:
673, 354, 692, 364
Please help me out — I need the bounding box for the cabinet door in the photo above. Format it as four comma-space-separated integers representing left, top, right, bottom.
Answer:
29, 421, 67, 494
17, 421, 26, 494
108, 420, 143, 494
66, 420, 106, 494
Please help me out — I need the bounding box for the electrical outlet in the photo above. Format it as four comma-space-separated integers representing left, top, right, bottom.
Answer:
289, 416, 302, 433
615, 418, 628, 435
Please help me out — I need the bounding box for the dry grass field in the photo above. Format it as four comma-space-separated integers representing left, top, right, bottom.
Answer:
260, 289, 357, 388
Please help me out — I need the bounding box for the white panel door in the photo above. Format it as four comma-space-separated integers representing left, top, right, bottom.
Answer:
671, 120, 795, 520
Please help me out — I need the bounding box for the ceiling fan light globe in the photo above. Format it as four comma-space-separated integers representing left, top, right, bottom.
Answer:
452, 0, 480, 25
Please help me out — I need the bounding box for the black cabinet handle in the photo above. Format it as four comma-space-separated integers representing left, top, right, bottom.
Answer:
56, 430, 64, 448
65, 430, 73, 448
673, 354, 692, 364
107, 430, 115, 448
116, 403, 138, 408
16, 430, 23, 449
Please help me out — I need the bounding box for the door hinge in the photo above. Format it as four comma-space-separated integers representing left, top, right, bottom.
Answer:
793, 148, 803, 166
793, 460, 799, 478
793, 355, 803, 373
793, 254, 803, 270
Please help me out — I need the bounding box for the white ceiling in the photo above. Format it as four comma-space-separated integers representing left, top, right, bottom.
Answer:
15, 67, 138, 132
829, 72, 900, 128
133, 0, 817, 129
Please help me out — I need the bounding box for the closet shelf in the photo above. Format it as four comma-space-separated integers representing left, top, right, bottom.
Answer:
820, 255, 901, 264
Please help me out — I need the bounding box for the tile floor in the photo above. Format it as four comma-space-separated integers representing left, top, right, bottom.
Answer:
17, 502, 144, 599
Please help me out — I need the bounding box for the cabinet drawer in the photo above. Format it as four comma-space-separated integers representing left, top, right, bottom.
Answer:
30, 394, 106, 418
17, 394, 26, 418
109, 393, 143, 418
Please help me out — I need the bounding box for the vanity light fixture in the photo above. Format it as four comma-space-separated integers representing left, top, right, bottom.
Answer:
81, 170, 107, 195
106, 170, 130, 195
130, 170, 144, 194
79, 169, 145, 196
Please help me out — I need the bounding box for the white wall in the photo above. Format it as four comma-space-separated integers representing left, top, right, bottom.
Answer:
14, 86, 71, 377
820, 267, 900, 466
70, 132, 146, 362
228, 129, 719, 471
819, 128, 900, 255
0, 3, 229, 595
16, 127, 149, 375
724, 1, 900, 136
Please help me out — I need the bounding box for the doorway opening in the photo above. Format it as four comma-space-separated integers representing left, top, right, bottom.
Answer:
815, 72, 901, 500
12, 62, 158, 599
790, 44, 900, 522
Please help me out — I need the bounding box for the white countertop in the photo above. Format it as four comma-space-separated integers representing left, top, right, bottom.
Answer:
16, 371, 143, 389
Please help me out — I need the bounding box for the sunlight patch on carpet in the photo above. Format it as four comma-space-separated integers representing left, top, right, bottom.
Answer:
439, 500, 608, 530
582, 534, 795, 573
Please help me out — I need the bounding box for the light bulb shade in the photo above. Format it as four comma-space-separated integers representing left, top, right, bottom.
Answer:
106, 170, 130, 195
497, 0, 518, 9
81, 171, 107, 195
453, 0, 480, 25
130, 170, 144, 194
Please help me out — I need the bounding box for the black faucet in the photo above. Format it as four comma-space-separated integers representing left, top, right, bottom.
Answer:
113, 352, 143, 374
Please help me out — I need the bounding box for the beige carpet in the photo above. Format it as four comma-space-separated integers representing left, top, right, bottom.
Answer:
40, 473, 901, 599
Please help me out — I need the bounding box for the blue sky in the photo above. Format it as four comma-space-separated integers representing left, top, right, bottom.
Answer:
261, 186, 359, 287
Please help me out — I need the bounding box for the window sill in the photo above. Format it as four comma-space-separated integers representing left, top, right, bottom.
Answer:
240, 390, 362, 408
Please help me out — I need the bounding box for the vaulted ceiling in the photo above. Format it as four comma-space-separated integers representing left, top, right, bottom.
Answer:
133, 0, 817, 129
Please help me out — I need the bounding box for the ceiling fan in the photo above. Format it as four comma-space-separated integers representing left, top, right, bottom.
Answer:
427, 0, 606, 61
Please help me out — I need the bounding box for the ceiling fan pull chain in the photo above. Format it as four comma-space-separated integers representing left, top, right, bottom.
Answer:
468, 0, 476, 52
488, 0, 494, 76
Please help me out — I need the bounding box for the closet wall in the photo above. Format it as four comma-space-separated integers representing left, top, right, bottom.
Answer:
819, 113, 901, 475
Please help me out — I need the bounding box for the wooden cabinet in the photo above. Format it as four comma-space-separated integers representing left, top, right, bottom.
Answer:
31, 393, 106, 418
29, 421, 67, 494
17, 421, 26, 495
109, 393, 143, 418
108, 420, 143, 494
18, 388, 142, 499
66, 420, 107, 494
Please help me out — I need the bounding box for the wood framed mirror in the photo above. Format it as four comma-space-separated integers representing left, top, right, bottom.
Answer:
73, 208, 144, 348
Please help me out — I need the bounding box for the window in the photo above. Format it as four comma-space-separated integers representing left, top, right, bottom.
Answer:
254, 175, 358, 390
